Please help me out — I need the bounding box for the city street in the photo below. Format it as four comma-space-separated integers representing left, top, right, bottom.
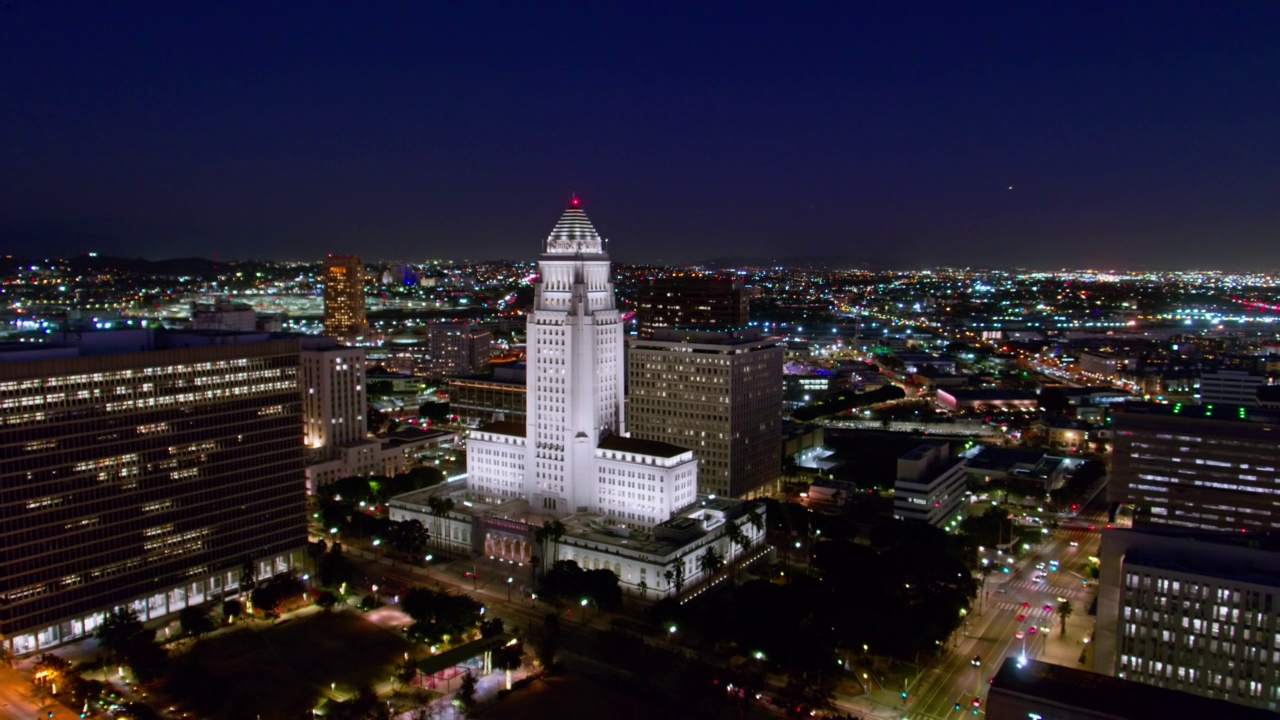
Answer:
878, 512, 1104, 720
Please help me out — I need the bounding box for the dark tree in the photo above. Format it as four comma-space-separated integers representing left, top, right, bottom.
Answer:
221, 599, 242, 622
536, 613, 561, 670
178, 605, 216, 640
493, 641, 523, 690
316, 590, 340, 612
95, 608, 145, 661
456, 671, 478, 710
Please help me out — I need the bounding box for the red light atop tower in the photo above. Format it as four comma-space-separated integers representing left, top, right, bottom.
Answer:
571, 194, 580, 207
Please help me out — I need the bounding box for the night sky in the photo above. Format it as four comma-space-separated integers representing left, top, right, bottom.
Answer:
3, 3, 1278, 269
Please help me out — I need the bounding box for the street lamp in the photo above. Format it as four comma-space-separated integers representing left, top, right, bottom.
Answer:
507, 576, 514, 602
580, 598, 589, 624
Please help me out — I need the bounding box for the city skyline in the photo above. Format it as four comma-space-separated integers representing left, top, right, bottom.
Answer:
4, 4, 1280, 269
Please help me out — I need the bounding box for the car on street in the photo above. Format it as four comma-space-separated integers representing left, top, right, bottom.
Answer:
971, 655, 982, 666
1015, 629, 1025, 639
1016, 614, 1026, 622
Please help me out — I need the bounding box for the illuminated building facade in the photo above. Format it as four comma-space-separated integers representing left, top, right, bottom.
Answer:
0, 332, 308, 655
427, 323, 492, 379
1096, 527, 1280, 712
1109, 403, 1280, 533
301, 340, 367, 451
322, 254, 367, 340
627, 329, 783, 498
466, 202, 699, 526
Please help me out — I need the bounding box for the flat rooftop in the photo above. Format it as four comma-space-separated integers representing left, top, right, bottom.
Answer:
475, 420, 526, 437
597, 434, 690, 458
990, 657, 1277, 719
1115, 401, 1280, 423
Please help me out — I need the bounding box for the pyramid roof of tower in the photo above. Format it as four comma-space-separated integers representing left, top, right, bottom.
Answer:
544, 204, 603, 255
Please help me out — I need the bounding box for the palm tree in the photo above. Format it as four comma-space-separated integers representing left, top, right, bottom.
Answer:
745, 508, 765, 538
724, 520, 747, 562
698, 547, 726, 581
724, 521, 750, 584
1057, 600, 1073, 637
663, 559, 686, 598
426, 496, 455, 553
536, 519, 566, 566
492, 642, 523, 690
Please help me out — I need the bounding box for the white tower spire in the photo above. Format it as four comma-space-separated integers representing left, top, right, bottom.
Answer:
524, 199, 625, 514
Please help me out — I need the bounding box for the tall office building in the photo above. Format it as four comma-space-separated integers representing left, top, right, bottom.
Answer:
634, 276, 748, 337
1095, 527, 1280, 712
466, 200, 698, 525
301, 339, 367, 451
427, 323, 492, 379
1109, 403, 1280, 533
322, 254, 367, 340
0, 331, 308, 655
627, 329, 782, 498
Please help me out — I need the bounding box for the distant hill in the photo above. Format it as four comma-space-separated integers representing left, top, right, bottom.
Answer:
697, 255, 873, 271
62, 255, 226, 276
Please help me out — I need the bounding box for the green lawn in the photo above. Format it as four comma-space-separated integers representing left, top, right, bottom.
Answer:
166, 611, 412, 719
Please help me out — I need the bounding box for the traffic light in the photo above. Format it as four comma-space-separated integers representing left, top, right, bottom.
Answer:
901, 691, 908, 699
954, 702, 962, 710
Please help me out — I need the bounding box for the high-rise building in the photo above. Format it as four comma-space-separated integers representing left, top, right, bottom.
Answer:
1108, 403, 1280, 533
427, 323, 492, 379
301, 340, 367, 452
634, 276, 748, 337
466, 200, 699, 525
1095, 527, 1280, 711
627, 329, 783, 498
0, 331, 308, 656
322, 254, 367, 340
892, 441, 968, 529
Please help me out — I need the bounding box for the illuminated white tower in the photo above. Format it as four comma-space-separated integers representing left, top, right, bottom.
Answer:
524, 198, 626, 513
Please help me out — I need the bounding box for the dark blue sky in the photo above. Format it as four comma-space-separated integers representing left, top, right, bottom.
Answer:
3, 3, 1278, 268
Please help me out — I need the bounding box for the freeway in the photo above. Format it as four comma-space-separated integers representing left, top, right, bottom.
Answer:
903, 511, 1106, 720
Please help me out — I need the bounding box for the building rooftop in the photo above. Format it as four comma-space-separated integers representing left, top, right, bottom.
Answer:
597, 434, 690, 458
1127, 546, 1280, 588
990, 657, 1277, 719
1115, 401, 1280, 423
475, 420, 527, 437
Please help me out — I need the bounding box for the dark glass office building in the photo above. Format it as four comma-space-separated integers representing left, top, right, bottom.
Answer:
0, 333, 307, 654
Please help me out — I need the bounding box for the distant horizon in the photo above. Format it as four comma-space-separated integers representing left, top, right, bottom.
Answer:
12, 250, 1280, 276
